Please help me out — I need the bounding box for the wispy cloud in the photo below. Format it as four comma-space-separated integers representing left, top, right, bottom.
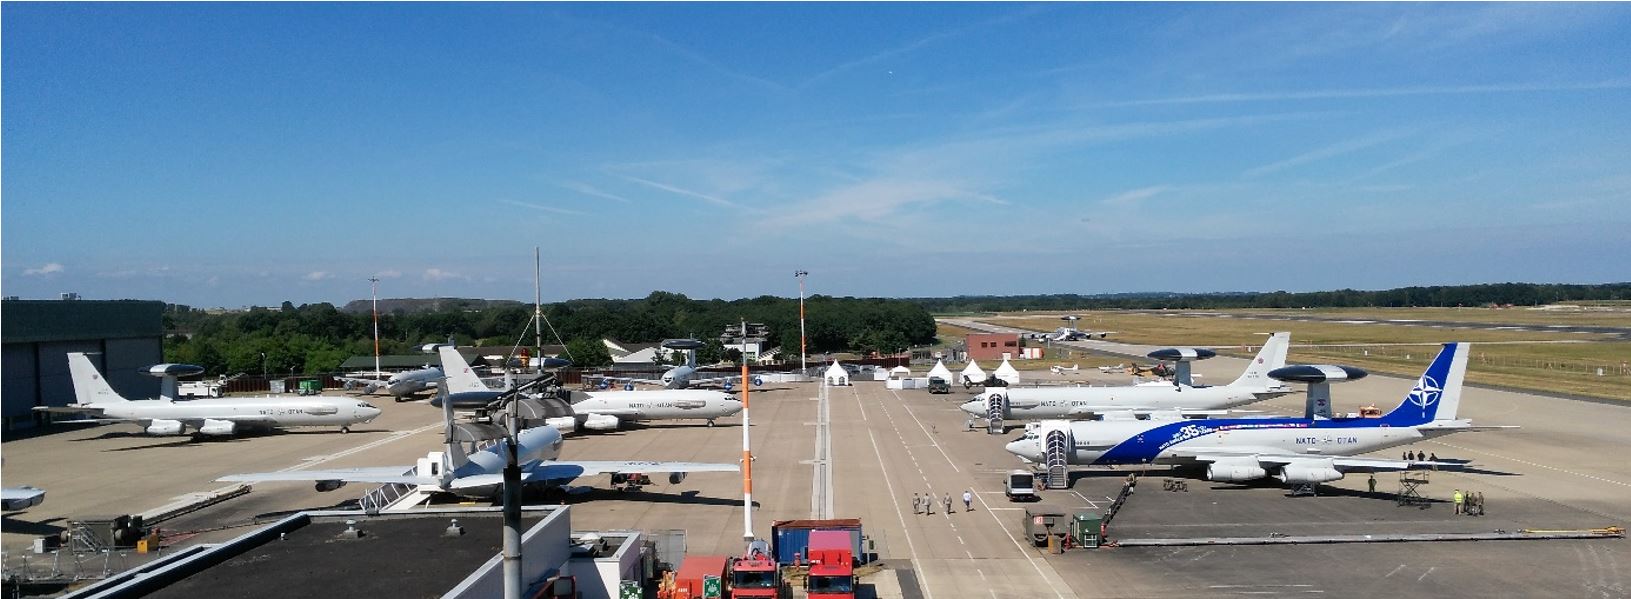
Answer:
423, 268, 464, 282
620, 175, 742, 208
1091, 80, 1631, 108
800, 5, 1053, 89
498, 199, 585, 216
761, 178, 1003, 230
302, 271, 333, 281
560, 181, 633, 204
23, 262, 64, 276
1244, 129, 1413, 178
1101, 186, 1172, 207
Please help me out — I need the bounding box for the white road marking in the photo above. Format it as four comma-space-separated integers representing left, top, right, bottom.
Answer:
1417, 566, 1436, 582
889, 388, 961, 473
282, 423, 442, 473
1433, 441, 1631, 489
860, 394, 934, 599
1383, 564, 1406, 578
1072, 491, 1100, 509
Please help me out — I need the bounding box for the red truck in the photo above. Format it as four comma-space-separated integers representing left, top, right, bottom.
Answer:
661, 555, 728, 599
728, 551, 782, 599
804, 530, 855, 599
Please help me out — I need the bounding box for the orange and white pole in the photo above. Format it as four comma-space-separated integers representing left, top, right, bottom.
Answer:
741, 320, 754, 542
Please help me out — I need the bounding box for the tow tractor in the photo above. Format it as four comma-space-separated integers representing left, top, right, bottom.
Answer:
729, 540, 782, 598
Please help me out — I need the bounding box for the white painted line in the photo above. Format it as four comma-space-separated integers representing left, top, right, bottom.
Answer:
973, 480, 1071, 599
889, 388, 961, 473
1417, 567, 1435, 582
1072, 491, 1100, 509
1433, 441, 1631, 489
1383, 564, 1406, 578
862, 403, 934, 599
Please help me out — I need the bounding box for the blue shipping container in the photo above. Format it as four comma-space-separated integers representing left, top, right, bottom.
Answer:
769, 521, 863, 566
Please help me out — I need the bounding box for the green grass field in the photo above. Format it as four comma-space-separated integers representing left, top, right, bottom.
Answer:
976, 311, 1631, 401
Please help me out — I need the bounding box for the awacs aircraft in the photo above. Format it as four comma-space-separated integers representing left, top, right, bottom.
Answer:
594, 339, 763, 391
962, 333, 1292, 424
37, 353, 381, 436
437, 347, 743, 430
219, 378, 738, 498
1026, 316, 1112, 342
1005, 342, 1512, 488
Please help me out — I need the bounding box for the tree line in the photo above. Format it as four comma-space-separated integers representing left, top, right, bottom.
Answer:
905, 282, 1631, 313
163, 293, 938, 375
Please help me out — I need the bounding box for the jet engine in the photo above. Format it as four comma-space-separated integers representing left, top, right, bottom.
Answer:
1276, 462, 1344, 484
1206, 458, 1268, 482
544, 417, 578, 435
314, 480, 347, 492
197, 419, 237, 436
144, 420, 184, 436
668, 472, 687, 484
582, 413, 620, 431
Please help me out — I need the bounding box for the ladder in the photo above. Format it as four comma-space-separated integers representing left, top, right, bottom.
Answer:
1044, 429, 1070, 490
986, 394, 1004, 435
357, 468, 421, 513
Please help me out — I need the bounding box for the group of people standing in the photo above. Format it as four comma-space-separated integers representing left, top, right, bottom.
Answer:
1453, 488, 1486, 516
913, 490, 974, 515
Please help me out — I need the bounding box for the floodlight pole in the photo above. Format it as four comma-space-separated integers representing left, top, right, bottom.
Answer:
741, 318, 754, 542
502, 387, 523, 599
795, 270, 808, 374
369, 277, 381, 377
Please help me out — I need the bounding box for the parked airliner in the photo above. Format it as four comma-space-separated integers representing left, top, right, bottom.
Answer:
38, 353, 380, 436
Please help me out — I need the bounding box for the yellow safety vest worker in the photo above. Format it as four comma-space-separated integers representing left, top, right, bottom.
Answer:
1453, 491, 1464, 504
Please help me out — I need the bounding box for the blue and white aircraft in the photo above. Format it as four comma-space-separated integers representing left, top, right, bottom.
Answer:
1005, 342, 1513, 487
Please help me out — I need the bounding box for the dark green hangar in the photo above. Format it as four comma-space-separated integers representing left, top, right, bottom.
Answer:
2, 299, 164, 431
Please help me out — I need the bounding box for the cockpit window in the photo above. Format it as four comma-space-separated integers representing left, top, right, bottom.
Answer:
357, 402, 376, 409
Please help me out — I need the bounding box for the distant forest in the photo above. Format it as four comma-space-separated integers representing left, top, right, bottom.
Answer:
905, 282, 1631, 313
163, 292, 937, 375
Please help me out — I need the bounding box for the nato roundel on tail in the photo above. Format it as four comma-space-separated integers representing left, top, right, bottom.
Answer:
1268, 365, 1368, 384
1379, 342, 1469, 426
1146, 347, 1217, 362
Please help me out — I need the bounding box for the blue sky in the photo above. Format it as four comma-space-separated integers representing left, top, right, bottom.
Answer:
5, 3, 1629, 308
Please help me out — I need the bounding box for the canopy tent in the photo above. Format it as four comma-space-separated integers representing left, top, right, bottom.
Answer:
889, 366, 912, 379
926, 360, 954, 382
993, 357, 1021, 385
824, 361, 850, 386
961, 360, 987, 384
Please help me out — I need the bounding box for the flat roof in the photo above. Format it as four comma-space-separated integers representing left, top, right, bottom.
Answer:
144, 511, 555, 599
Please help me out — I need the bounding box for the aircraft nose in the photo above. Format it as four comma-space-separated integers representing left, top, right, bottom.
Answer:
959, 400, 984, 416
1004, 439, 1041, 462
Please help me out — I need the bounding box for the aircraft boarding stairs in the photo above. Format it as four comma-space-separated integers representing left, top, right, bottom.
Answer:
1044, 429, 1070, 490
358, 434, 507, 513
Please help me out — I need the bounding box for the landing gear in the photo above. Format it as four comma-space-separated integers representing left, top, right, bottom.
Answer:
340, 426, 351, 434
1288, 482, 1318, 497
706, 419, 716, 427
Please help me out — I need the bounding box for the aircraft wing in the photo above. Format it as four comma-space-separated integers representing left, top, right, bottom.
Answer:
445, 460, 739, 490
217, 467, 434, 486
577, 408, 641, 418
33, 406, 108, 416
591, 375, 665, 387
1064, 406, 1255, 418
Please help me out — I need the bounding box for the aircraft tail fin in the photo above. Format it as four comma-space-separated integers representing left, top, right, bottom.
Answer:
1381, 342, 1469, 426
437, 346, 490, 393
67, 353, 129, 404
1230, 332, 1290, 388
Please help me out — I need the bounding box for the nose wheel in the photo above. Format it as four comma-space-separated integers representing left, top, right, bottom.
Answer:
706, 419, 716, 427
340, 426, 351, 434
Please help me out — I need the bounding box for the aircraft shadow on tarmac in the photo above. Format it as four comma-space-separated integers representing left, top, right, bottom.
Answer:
1, 515, 67, 537
78, 427, 393, 451
551, 488, 752, 508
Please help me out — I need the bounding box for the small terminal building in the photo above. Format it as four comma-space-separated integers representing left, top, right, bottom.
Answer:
964, 333, 1020, 362
1, 299, 165, 431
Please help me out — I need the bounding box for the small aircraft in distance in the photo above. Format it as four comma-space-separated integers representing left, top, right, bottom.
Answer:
1049, 364, 1080, 375
1026, 315, 1113, 342
592, 339, 763, 391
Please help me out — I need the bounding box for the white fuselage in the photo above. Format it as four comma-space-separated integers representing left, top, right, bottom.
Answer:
578, 389, 743, 422
1008, 417, 1460, 466
91, 397, 380, 430
963, 383, 1287, 420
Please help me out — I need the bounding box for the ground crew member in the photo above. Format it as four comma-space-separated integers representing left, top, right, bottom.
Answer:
963, 490, 974, 512
1367, 474, 1377, 493
944, 493, 952, 515
912, 493, 921, 515
1453, 489, 1464, 515
1403, 450, 1410, 461
925, 490, 935, 515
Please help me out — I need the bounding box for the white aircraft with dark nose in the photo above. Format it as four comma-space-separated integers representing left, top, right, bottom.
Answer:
36, 353, 381, 436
